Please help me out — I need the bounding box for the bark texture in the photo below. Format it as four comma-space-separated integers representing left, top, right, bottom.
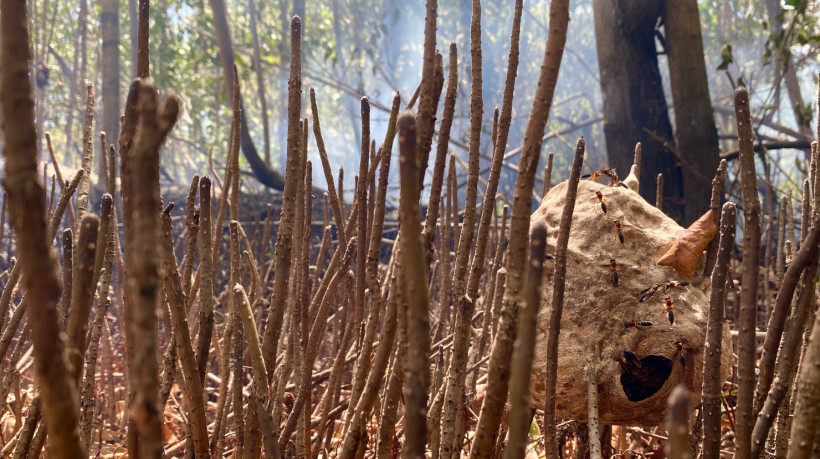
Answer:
664, 0, 721, 224
592, 0, 683, 221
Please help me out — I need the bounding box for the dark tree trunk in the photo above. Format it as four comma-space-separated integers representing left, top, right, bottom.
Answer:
592, 0, 683, 221
101, 0, 121, 162
664, 0, 720, 224
208, 0, 286, 190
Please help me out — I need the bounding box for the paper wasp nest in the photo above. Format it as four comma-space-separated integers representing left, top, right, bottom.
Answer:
529, 179, 732, 425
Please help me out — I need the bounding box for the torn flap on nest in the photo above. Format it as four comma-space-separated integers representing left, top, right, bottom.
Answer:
657, 209, 717, 277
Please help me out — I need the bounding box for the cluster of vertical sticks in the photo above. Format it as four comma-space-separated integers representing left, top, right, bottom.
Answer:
2, 0, 820, 456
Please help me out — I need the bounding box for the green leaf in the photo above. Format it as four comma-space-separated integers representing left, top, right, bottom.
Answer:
529, 417, 541, 436
717, 42, 734, 70
797, 29, 809, 45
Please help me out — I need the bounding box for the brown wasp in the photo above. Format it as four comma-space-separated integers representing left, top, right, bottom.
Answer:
600, 258, 637, 287
594, 190, 608, 214
583, 169, 606, 182
664, 280, 689, 292
624, 320, 653, 329
583, 168, 628, 188
639, 283, 662, 302
613, 220, 625, 244
663, 298, 676, 325
602, 258, 620, 286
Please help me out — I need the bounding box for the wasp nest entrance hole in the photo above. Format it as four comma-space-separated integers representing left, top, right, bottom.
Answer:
619, 351, 672, 402
529, 180, 733, 425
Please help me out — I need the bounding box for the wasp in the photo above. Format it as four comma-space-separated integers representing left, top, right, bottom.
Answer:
624, 320, 653, 328
594, 190, 608, 214
600, 258, 638, 287
595, 191, 606, 213
583, 169, 628, 188
664, 280, 689, 292
617, 352, 640, 371
614, 220, 625, 244
600, 169, 628, 188
583, 169, 606, 182
663, 297, 676, 325
602, 258, 620, 286
674, 341, 686, 366
639, 283, 662, 302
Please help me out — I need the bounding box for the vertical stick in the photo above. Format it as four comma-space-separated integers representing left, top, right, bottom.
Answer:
196, 176, 214, 383
448, 155, 461, 258
261, 16, 302, 377
656, 173, 664, 210
666, 386, 691, 459
775, 197, 788, 285
633, 142, 642, 189
423, 44, 458, 265
182, 175, 200, 295
76, 83, 95, 228
161, 203, 211, 458
0, 0, 86, 454
542, 152, 553, 198
397, 109, 430, 458
311, 88, 347, 246
92, 194, 114, 289
354, 97, 370, 346
127, 79, 180, 458
734, 87, 762, 459
136, 0, 149, 77
80, 201, 116, 449
543, 138, 586, 457
66, 214, 100, 382
234, 285, 278, 458
586, 362, 603, 459
701, 202, 735, 459
504, 220, 548, 458
414, 0, 440, 185
58, 230, 73, 326
703, 159, 727, 277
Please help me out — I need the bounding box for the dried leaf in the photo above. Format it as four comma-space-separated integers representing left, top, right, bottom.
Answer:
657, 209, 717, 276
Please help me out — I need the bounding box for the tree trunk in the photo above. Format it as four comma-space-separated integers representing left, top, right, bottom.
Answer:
207, 0, 286, 190
763, 0, 812, 138
664, 0, 720, 224
293, 0, 304, 26
247, 0, 271, 166
592, 0, 683, 221
100, 0, 120, 165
